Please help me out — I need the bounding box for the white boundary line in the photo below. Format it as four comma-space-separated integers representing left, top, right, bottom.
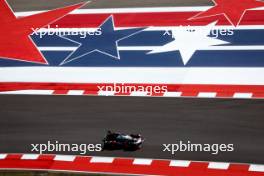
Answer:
1, 67, 264, 85
208, 162, 230, 170
0, 90, 262, 99
0, 90, 54, 95
14, 6, 264, 17
38, 45, 264, 51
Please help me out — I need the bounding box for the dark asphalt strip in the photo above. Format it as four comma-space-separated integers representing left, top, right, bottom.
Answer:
0, 95, 263, 164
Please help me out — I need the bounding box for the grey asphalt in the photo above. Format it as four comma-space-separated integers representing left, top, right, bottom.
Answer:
8, 0, 213, 12
0, 95, 264, 164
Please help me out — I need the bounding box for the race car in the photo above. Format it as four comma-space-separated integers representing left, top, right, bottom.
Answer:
102, 131, 144, 151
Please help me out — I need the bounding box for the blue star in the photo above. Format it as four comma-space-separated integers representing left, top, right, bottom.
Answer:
60, 16, 144, 65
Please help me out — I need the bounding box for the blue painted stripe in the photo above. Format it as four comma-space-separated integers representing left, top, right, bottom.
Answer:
0, 50, 264, 67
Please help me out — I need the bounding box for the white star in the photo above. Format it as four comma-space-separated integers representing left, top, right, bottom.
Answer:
148, 22, 229, 65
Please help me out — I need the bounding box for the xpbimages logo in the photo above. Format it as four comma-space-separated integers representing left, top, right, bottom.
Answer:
31, 25, 103, 38
97, 83, 168, 95
163, 25, 234, 39
163, 141, 234, 155
31, 141, 102, 154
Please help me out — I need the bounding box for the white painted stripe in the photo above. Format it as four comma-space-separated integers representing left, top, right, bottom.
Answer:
54, 155, 76, 162
90, 157, 114, 163
233, 93, 253, 98
133, 159, 152, 165
1, 67, 264, 85
146, 25, 264, 30
67, 90, 85, 95
98, 91, 115, 96
71, 7, 210, 13
130, 91, 149, 96
170, 160, 191, 167
0, 90, 54, 95
14, 6, 264, 17
198, 92, 217, 98
249, 164, 264, 172
163, 92, 182, 97
38, 47, 77, 51
118, 46, 264, 51
38, 45, 264, 52
14, 7, 210, 17
21, 154, 39, 160
208, 162, 230, 170
0, 154, 7, 159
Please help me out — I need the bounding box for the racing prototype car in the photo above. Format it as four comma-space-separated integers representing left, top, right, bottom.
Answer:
102, 131, 144, 151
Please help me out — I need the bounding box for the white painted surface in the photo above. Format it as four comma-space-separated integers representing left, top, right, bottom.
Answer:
198, 92, 217, 98
1, 67, 263, 85
170, 160, 191, 167
0, 90, 54, 95
0, 154, 7, 159
163, 92, 182, 97
90, 157, 114, 163
233, 93, 253, 98
54, 155, 76, 161
68, 90, 85, 95
21, 154, 40, 160
249, 164, 264, 172
14, 6, 264, 17
208, 162, 230, 170
133, 159, 153, 165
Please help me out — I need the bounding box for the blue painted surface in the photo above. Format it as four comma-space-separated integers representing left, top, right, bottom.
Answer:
1, 17, 264, 67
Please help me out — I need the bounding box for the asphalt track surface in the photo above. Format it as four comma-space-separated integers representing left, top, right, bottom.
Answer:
0, 95, 264, 164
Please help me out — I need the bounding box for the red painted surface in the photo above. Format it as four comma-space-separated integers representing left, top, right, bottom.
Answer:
0, 154, 263, 176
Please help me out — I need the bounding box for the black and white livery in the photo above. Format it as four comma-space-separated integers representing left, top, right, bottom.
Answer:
102, 131, 144, 151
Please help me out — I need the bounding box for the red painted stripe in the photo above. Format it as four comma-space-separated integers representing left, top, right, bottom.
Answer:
180, 91, 199, 97
229, 163, 250, 171
1, 154, 264, 176
83, 90, 99, 95
0, 82, 264, 93
0, 83, 264, 98
46, 10, 264, 28
5, 154, 22, 160
52, 90, 69, 95
253, 92, 264, 98
0, 158, 262, 176
216, 92, 235, 98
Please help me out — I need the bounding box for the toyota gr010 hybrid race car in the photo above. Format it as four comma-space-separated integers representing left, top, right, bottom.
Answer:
102, 131, 144, 151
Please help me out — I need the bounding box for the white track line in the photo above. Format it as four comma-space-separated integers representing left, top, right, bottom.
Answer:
170, 160, 191, 167
67, 90, 85, 95
249, 164, 264, 172
163, 92, 182, 97
54, 155, 76, 162
0, 90, 54, 95
0, 154, 7, 159
38, 45, 264, 52
90, 157, 114, 163
208, 162, 230, 170
15, 6, 264, 17
130, 91, 149, 96
198, 92, 217, 98
233, 93, 253, 98
21, 154, 40, 160
133, 159, 153, 165
98, 91, 115, 96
